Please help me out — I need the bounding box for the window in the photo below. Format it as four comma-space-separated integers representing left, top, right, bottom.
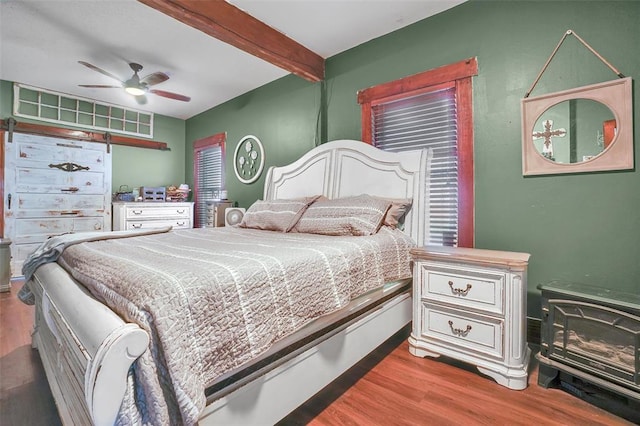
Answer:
194, 133, 226, 227
13, 83, 153, 138
358, 58, 477, 247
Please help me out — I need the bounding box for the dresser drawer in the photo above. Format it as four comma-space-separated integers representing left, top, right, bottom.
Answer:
113, 202, 194, 231
125, 219, 191, 230
420, 303, 503, 358
417, 262, 505, 315
13, 217, 105, 245
124, 205, 191, 219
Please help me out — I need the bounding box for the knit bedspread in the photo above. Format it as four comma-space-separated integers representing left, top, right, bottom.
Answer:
53, 226, 414, 425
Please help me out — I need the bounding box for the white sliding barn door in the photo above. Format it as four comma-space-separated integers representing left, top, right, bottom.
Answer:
3, 133, 112, 276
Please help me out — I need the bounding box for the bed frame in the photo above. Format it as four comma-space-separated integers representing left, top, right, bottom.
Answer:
28, 139, 432, 425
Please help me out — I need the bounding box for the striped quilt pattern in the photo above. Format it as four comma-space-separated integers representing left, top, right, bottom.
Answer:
57, 226, 415, 425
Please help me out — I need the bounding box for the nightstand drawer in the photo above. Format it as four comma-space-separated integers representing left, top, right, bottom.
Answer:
125, 205, 191, 219
421, 303, 503, 358
125, 219, 190, 230
417, 263, 504, 315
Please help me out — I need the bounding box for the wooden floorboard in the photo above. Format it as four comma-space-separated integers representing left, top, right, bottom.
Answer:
0, 282, 635, 425
283, 330, 636, 426
0, 282, 61, 426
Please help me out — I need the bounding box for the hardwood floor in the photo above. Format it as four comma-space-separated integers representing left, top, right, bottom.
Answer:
284, 332, 636, 426
0, 283, 635, 426
0, 282, 60, 425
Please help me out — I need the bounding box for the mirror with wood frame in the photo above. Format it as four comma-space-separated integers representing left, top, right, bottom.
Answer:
521, 77, 633, 175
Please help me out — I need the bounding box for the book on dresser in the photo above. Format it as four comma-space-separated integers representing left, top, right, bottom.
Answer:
112, 202, 194, 231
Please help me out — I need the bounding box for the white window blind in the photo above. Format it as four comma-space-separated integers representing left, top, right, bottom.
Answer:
195, 145, 223, 228
372, 87, 459, 246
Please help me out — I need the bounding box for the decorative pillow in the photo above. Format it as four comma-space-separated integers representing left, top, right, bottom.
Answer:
293, 194, 391, 236
379, 198, 413, 227
239, 196, 320, 232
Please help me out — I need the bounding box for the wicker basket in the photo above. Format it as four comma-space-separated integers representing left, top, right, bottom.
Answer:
114, 185, 136, 202
166, 188, 190, 202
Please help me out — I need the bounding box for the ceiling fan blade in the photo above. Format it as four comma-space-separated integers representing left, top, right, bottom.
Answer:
140, 72, 169, 87
150, 89, 191, 102
79, 84, 121, 88
78, 61, 123, 83
135, 95, 148, 105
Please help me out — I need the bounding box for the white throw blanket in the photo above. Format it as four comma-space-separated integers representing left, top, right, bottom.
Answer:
18, 227, 172, 304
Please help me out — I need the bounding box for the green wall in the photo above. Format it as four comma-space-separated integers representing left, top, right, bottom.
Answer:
110, 115, 186, 192
186, 76, 323, 208
186, 0, 640, 317
0, 80, 186, 193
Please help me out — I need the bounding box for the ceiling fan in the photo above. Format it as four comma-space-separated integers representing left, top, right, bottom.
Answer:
78, 61, 191, 104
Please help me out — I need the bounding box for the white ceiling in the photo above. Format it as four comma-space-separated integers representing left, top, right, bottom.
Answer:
1, 0, 465, 120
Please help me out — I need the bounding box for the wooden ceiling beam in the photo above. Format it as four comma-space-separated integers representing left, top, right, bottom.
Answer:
138, 0, 325, 82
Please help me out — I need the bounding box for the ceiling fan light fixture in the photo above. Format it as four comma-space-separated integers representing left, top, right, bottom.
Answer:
79, 61, 189, 102
124, 85, 146, 96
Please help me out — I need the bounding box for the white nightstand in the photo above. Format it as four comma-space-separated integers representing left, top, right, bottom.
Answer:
408, 246, 531, 390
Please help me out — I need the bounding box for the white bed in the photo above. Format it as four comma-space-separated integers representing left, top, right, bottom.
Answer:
25, 139, 432, 425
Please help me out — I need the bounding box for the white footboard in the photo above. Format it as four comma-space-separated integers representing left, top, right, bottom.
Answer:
201, 292, 412, 425
29, 263, 149, 426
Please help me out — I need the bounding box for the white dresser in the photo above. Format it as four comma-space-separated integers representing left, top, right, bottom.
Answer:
112, 202, 194, 231
408, 246, 531, 390
4, 133, 111, 277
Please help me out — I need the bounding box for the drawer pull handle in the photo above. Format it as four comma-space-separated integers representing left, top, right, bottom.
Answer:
448, 281, 472, 296
131, 223, 142, 229
176, 209, 185, 214
176, 221, 185, 226
448, 320, 472, 337
49, 162, 89, 172
132, 210, 143, 215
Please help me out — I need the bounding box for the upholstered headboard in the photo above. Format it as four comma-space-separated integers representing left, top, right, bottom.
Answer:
263, 139, 432, 246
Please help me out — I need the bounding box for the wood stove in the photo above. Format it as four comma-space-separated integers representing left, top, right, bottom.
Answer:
537, 281, 640, 423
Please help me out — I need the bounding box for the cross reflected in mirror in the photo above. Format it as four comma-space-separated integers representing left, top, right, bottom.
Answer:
533, 119, 566, 160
